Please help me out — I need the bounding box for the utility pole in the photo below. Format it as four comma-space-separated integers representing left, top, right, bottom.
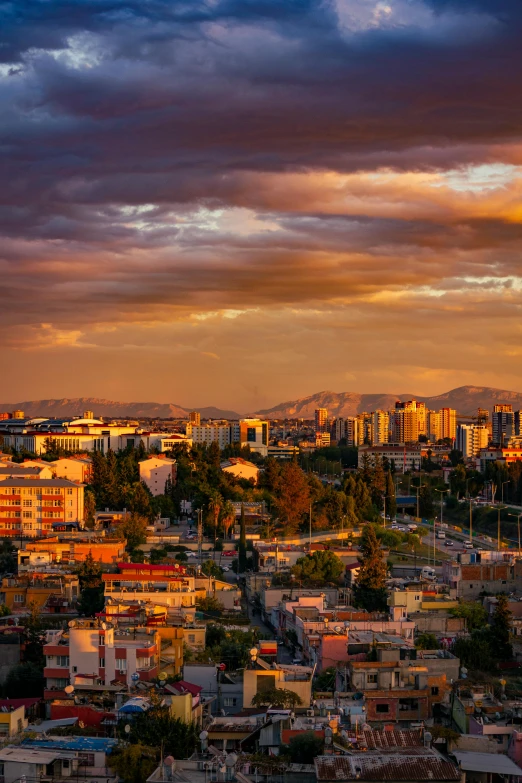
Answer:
469, 497, 473, 545
497, 506, 507, 552
309, 503, 312, 549
509, 513, 522, 554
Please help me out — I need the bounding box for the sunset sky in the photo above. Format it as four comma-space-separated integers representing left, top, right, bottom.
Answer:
2, 0, 522, 411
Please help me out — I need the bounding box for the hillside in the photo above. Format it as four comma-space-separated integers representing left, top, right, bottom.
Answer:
255, 385, 522, 418
0, 398, 242, 420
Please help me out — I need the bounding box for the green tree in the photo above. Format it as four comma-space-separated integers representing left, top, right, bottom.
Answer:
108, 744, 157, 783
251, 687, 303, 708
201, 560, 224, 578
208, 490, 223, 545
292, 551, 344, 585
449, 601, 488, 632
206, 624, 227, 648
22, 601, 46, 666
353, 525, 388, 612
122, 707, 199, 758
419, 485, 435, 519
77, 551, 105, 616
221, 500, 236, 540
453, 634, 496, 672
4, 661, 45, 698
315, 666, 337, 692
285, 732, 324, 763
490, 594, 513, 661
385, 471, 397, 519
83, 489, 96, 528
415, 633, 439, 650
115, 513, 148, 551
274, 461, 311, 534
196, 596, 224, 616
238, 503, 247, 573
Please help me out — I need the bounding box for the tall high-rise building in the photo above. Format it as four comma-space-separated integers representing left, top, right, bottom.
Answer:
315, 408, 328, 433
357, 412, 373, 445
492, 405, 514, 446
332, 418, 346, 442
457, 424, 489, 458
372, 410, 389, 445
440, 408, 457, 441
391, 400, 425, 443
426, 410, 441, 442
345, 417, 359, 447
189, 411, 201, 426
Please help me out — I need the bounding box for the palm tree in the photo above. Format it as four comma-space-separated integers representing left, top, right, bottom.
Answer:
208, 490, 223, 550
221, 500, 235, 541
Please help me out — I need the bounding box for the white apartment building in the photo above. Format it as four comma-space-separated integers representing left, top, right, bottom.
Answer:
457, 424, 489, 459
358, 444, 422, 473
187, 418, 269, 456
372, 410, 390, 444
43, 621, 159, 694
139, 455, 177, 496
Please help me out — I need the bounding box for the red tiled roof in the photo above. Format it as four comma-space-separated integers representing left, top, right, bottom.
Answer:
166, 680, 202, 697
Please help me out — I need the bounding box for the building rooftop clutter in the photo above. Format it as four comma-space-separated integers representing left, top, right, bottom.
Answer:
23, 736, 117, 752
314, 752, 461, 782
451, 750, 522, 776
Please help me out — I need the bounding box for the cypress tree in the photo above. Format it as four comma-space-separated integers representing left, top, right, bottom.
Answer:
238, 503, 247, 572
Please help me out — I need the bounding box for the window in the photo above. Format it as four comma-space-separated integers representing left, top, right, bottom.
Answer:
67, 488, 73, 496
99, 658, 105, 668
224, 698, 237, 707
99, 635, 105, 646
188, 634, 195, 643
376, 704, 389, 713
14, 594, 24, 603
23, 499, 32, 507
57, 656, 69, 667
79, 753, 95, 767
431, 687, 439, 696
116, 658, 127, 672
23, 511, 32, 519
72, 666, 77, 673
367, 674, 378, 684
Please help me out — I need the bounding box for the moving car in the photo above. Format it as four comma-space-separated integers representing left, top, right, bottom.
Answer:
445, 540, 454, 547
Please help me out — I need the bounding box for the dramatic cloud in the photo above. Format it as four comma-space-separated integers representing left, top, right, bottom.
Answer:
1, 0, 522, 408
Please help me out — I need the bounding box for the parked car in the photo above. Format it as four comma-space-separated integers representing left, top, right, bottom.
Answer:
445, 540, 454, 547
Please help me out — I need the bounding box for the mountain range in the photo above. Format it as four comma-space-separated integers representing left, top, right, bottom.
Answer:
0, 398, 242, 420
254, 385, 522, 419
2, 385, 522, 421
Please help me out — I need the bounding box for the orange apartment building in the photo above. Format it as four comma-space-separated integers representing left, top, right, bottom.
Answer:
18, 537, 126, 570
0, 478, 84, 538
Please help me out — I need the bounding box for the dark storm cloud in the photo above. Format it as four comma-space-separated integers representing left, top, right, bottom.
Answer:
1, 0, 522, 350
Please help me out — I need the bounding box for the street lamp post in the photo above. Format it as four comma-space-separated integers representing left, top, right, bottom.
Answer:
434, 489, 448, 564
497, 506, 507, 553
508, 512, 522, 554
501, 480, 510, 505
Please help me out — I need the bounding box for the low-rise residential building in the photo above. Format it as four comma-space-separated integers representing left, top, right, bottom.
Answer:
50, 457, 93, 483
0, 464, 55, 480
139, 455, 177, 496
442, 560, 518, 599
18, 537, 126, 570
243, 663, 313, 709
43, 620, 159, 700
388, 585, 458, 618
220, 458, 260, 483
0, 574, 79, 612
358, 444, 422, 473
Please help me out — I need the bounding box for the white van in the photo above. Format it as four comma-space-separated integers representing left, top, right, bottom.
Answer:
436, 530, 446, 539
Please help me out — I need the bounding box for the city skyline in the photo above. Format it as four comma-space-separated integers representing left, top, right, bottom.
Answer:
2, 0, 522, 411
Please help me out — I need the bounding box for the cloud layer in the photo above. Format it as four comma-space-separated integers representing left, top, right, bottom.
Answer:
1, 0, 522, 408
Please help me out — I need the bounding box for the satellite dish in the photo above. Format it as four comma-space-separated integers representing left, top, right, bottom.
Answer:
124, 724, 131, 734
101, 622, 107, 630
164, 757, 175, 768
68, 620, 77, 628
64, 685, 74, 695
158, 672, 168, 681
199, 731, 209, 740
